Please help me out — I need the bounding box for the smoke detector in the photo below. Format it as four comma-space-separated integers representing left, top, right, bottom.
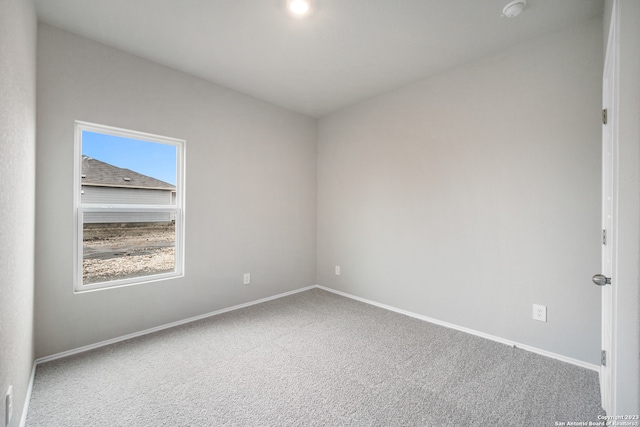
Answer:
502, 0, 527, 18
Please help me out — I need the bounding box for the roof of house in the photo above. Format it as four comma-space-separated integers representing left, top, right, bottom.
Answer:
82, 156, 175, 190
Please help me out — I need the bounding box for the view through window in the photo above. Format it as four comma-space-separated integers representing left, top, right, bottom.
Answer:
75, 122, 184, 291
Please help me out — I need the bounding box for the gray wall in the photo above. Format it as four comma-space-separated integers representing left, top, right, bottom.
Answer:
607, 0, 640, 414
35, 24, 317, 358
317, 19, 603, 364
604, 0, 613, 55
0, 0, 37, 425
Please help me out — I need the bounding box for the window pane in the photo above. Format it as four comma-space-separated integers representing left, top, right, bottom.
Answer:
82, 130, 177, 195
83, 218, 176, 285
75, 122, 184, 291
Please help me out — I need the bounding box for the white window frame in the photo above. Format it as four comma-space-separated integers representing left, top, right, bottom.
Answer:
74, 121, 185, 292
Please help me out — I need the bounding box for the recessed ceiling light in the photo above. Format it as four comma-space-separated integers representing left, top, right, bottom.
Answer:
288, 0, 311, 16
502, 0, 527, 18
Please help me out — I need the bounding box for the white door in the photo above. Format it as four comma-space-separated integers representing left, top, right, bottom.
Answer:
597, 0, 619, 414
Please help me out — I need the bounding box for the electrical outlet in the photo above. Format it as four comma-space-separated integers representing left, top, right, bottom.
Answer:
335, 265, 341, 276
243, 273, 251, 285
5, 385, 13, 427
533, 304, 547, 322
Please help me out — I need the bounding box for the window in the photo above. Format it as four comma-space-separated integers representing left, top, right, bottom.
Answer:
74, 121, 185, 292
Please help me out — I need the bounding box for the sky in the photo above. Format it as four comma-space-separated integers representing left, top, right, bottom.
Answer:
82, 131, 177, 185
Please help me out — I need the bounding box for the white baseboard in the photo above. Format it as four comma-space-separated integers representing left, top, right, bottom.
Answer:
35, 285, 316, 365
19, 362, 36, 427
21, 285, 316, 425
316, 285, 600, 372
21, 283, 597, 425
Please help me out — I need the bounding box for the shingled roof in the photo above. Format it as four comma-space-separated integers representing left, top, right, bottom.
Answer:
82, 156, 175, 190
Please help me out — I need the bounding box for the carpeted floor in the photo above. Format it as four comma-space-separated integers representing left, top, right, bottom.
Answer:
26, 288, 604, 426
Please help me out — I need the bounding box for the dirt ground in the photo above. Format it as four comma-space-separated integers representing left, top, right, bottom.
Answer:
83, 223, 175, 285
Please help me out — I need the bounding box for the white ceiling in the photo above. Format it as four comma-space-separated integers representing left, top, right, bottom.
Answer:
35, 0, 603, 118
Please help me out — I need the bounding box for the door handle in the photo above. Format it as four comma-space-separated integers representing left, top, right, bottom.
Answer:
592, 274, 611, 286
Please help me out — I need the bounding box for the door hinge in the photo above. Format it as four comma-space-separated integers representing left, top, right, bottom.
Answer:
603, 109, 608, 125
601, 350, 607, 366
603, 229, 607, 245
